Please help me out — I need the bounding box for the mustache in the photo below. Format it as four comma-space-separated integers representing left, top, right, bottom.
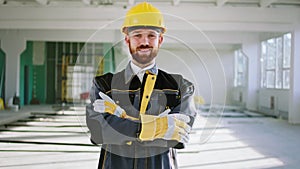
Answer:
137, 45, 153, 50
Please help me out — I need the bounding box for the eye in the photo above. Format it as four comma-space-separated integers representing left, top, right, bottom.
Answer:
148, 34, 157, 39
133, 33, 142, 38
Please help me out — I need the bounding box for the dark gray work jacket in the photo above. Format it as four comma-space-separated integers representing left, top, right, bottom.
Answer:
86, 64, 196, 169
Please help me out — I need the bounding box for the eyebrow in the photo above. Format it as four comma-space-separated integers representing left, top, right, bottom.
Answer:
130, 30, 159, 34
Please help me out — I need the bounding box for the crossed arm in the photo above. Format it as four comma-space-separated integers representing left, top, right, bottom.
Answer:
86, 75, 196, 147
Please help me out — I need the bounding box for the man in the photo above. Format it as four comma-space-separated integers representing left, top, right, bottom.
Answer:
86, 2, 196, 169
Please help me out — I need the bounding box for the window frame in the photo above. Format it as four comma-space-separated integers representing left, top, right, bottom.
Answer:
260, 33, 291, 89
234, 49, 248, 87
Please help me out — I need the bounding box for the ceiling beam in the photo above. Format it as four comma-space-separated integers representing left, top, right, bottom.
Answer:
36, 0, 49, 5
0, 6, 297, 32
172, 0, 180, 6
216, 0, 228, 7
101, 0, 113, 5
260, 0, 278, 8
0, 0, 6, 5
82, 0, 92, 5
128, 0, 134, 6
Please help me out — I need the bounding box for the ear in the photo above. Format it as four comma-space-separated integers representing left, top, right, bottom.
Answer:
158, 35, 164, 47
125, 35, 130, 46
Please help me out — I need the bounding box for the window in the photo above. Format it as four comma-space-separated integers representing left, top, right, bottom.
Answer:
234, 49, 248, 87
260, 33, 291, 89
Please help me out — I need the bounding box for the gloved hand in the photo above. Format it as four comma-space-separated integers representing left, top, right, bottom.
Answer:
139, 109, 191, 144
93, 92, 138, 120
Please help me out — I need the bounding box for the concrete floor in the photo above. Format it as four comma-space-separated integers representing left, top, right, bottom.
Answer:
0, 105, 299, 169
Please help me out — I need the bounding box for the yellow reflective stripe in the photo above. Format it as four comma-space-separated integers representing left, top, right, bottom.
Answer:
109, 88, 141, 93
153, 89, 179, 92
140, 73, 157, 114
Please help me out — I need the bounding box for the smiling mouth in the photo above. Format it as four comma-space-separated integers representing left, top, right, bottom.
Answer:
137, 47, 152, 53
139, 48, 151, 52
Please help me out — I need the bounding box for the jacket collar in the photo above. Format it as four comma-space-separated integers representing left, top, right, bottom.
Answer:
124, 61, 158, 84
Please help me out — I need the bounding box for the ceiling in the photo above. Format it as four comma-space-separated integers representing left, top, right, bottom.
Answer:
1, 0, 300, 8
0, 0, 299, 51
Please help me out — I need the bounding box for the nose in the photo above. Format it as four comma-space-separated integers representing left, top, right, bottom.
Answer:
140, 35, 149, 45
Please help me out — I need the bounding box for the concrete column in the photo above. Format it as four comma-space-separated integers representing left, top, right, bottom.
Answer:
289, 24, 300, 124
0, 30, 26, 103
242, 35, 260, 111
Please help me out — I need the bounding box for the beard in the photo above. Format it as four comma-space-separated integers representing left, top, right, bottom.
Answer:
130, 44, 159, 65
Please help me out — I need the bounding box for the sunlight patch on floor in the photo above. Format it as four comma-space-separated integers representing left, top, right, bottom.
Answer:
177, 115, 284, 169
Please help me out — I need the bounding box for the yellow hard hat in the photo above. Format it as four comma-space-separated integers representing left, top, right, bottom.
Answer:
122, 2, 166, 34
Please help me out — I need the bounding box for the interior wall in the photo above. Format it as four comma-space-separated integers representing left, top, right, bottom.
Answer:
32, 41, 47, 104
20, 41, 47, 105
231, 86, 247, 108
220, 50, 235, 105
155, 48, 234, 105
258, 89, 289, 118
20, 41, 33, 105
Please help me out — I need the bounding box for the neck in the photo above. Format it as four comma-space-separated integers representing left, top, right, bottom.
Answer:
132, 60, 154, 69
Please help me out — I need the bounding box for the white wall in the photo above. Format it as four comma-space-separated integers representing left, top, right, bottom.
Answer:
258, 89, 289, 118
231, 86, 247, 108
220, 50, 235, 105
156, 47, 233, 106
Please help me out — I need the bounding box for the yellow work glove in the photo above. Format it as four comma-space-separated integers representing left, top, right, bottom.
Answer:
139, 109, 191, 144
93, 92, 138, 120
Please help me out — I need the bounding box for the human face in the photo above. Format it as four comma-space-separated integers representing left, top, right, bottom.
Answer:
125, 29, 163, 68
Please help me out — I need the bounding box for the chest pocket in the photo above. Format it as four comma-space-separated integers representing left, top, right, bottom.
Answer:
147, 89, 181, 115
110, 89, 141, 118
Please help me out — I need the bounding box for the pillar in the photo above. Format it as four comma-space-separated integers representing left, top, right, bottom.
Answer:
0, 30, 26, 103
289, 24, 300, 124
242, 35, 260, 111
